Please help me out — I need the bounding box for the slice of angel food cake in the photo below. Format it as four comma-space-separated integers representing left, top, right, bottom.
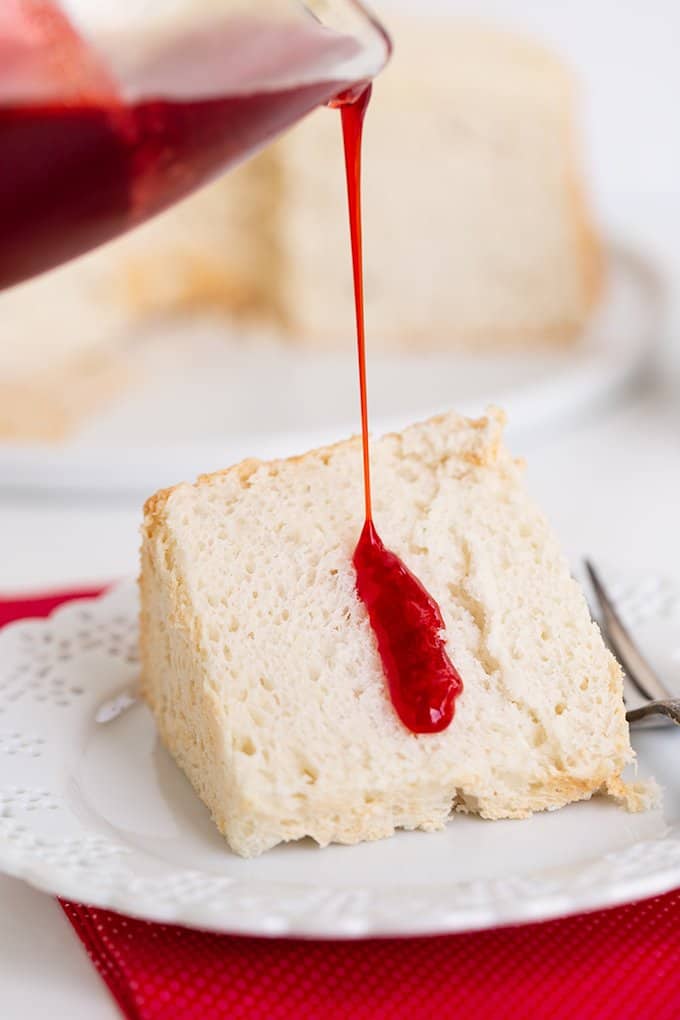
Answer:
140, 409, 653, 857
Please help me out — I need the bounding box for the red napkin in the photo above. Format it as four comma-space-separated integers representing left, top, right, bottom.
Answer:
3, 590, 680, 1020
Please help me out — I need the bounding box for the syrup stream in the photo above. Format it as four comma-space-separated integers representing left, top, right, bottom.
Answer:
339, 86, 464, 734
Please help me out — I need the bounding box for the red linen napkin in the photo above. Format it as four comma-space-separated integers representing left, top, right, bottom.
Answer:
3, 590, 680, 1019
0, 586, 107, 627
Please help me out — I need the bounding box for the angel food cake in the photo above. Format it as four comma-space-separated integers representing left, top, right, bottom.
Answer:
140, 410, 644, 858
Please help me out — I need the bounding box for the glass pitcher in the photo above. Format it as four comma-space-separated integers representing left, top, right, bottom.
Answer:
0, 0, 390, 290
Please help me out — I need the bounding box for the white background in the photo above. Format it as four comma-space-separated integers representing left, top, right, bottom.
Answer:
2, 3, 680, 1018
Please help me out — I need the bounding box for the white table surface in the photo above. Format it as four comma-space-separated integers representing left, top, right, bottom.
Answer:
0, 379, 679, 1018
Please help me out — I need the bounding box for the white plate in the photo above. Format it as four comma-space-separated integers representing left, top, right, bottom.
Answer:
0, 574, 678, 938
0, 243, 662, 495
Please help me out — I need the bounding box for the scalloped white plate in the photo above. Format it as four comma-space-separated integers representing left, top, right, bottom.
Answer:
0, 576, 679, 938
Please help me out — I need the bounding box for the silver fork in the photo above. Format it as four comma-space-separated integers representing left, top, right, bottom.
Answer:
585, 560, 680, 729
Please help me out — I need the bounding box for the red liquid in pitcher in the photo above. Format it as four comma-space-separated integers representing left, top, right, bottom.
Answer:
339, 88, 463, 734
0, 9, 360, 289
0, 81, 349, 289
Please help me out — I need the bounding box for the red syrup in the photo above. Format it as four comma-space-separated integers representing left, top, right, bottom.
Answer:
339, 87, 463, 734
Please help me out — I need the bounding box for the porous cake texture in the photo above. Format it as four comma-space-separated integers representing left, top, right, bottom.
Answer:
140, 409, 641, 857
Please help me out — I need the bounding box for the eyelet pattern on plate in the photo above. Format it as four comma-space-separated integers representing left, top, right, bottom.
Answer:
0, 577, 678, 936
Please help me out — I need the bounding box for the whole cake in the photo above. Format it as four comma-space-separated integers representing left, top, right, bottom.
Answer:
121, 18, 602, 351
0, 19, 602, 439
140, 410, 643, 858
276, 19, 602, 351
113, 18, 603, 351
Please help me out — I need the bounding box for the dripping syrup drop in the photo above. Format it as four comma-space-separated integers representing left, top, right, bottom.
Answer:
338, 86, 463, 734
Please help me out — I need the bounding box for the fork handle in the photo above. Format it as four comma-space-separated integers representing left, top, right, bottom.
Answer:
626, 699, 680, 726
